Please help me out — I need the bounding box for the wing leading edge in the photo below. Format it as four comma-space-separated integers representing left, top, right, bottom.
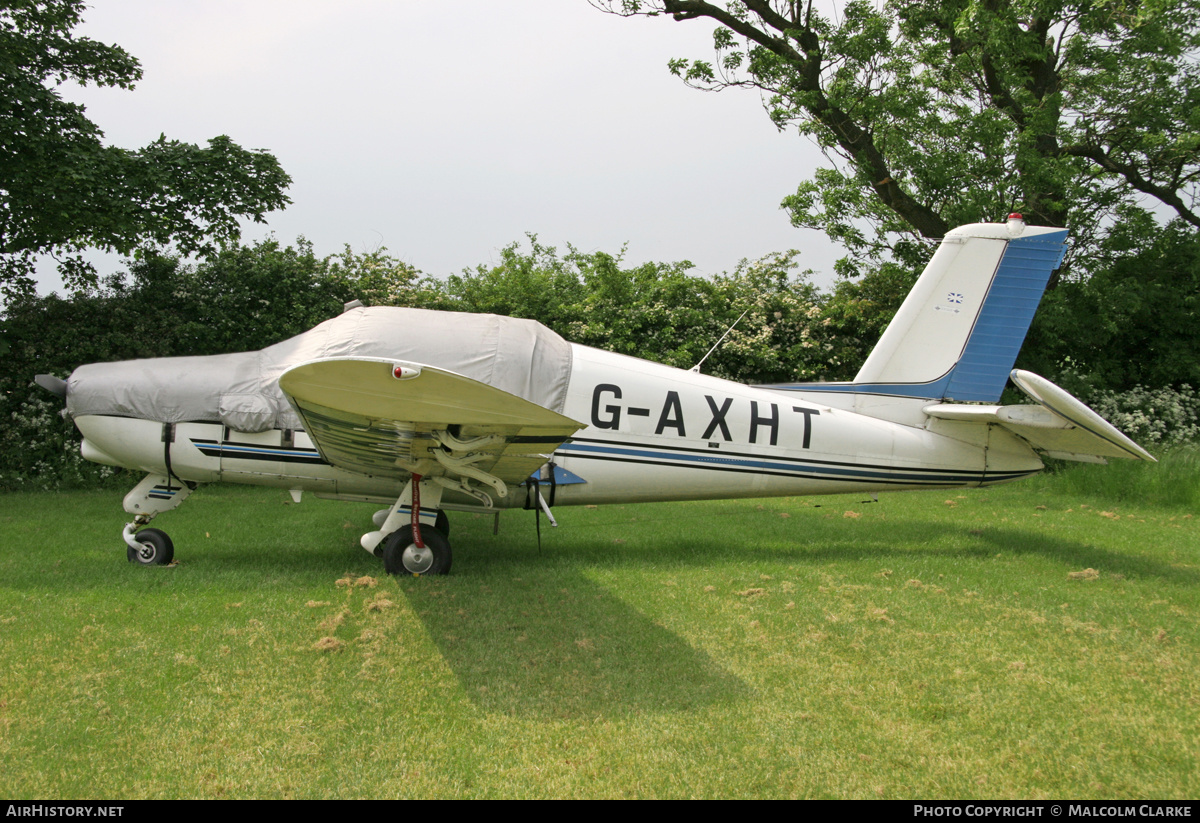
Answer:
279, 357, 584, 494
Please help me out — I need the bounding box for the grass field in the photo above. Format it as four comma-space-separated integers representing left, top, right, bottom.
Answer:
0, 455, 1196, 799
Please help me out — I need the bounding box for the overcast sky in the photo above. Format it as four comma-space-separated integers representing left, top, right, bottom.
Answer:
40, 1, 838, 294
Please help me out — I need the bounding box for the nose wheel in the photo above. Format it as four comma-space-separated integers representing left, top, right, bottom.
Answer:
125, 527, 175, 566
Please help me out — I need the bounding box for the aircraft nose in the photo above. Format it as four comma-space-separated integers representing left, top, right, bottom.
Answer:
35, 374, 68, 399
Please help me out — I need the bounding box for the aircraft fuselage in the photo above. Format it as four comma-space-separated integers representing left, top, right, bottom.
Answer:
73, 342, 1044, 512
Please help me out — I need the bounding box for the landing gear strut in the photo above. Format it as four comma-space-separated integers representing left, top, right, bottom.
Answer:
363, 475, 453, 576
119, 474, 192, 566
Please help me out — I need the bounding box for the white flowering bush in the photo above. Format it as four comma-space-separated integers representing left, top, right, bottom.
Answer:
0, 393, 118, 491
1085, 384, 1200, 446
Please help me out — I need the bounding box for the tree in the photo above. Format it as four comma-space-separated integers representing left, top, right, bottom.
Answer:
595, 1, 1200, 277
1021, 217, 1200, 391
446, 235, 589, 327
0, 0, 291, 296
445, 236, 837, 383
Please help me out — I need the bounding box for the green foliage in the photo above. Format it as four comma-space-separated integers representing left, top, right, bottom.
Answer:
565, 249, 725, 369
819, 258, 924, 381
446, 236, 836, 383
0, 393, 115, 490
1023, 218, 1200, 390
163, 240, 343, 355
325, 245, 448, 312
705, 252, 839, 383
446, 235, 588, 327
1082, 384, 1200, 449
0, 0, 291, 295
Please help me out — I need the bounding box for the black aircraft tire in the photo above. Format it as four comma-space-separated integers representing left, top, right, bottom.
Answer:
382, 526, 451, 576
127, 528, 175, 566
436, 510, 450, 536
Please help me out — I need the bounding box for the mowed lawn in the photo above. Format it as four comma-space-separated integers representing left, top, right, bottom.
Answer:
0, 461, 1196, 799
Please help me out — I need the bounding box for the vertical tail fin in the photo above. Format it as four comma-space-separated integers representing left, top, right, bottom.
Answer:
779, 216, 1067, 403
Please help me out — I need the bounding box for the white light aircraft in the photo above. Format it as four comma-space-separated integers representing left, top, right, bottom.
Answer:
38, 216, 1153, 574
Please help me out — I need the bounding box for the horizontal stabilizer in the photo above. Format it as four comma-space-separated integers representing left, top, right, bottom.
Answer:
924, 370, 1154, 463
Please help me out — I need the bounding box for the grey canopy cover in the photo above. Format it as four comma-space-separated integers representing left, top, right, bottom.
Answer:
66, 306, 575, 433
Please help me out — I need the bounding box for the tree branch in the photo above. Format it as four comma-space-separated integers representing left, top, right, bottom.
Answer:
1062, 144, 1200, 228
663, 1, 807, 63
661, 1, 949, 237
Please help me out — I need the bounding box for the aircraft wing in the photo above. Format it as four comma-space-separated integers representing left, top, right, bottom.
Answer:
278, 357, 585, 486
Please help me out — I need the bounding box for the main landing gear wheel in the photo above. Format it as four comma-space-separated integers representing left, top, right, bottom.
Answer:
382, 526, 452, 576
126, 528, 175, 566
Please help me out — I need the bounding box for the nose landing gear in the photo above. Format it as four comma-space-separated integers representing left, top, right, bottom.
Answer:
119, 474, 193, 566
